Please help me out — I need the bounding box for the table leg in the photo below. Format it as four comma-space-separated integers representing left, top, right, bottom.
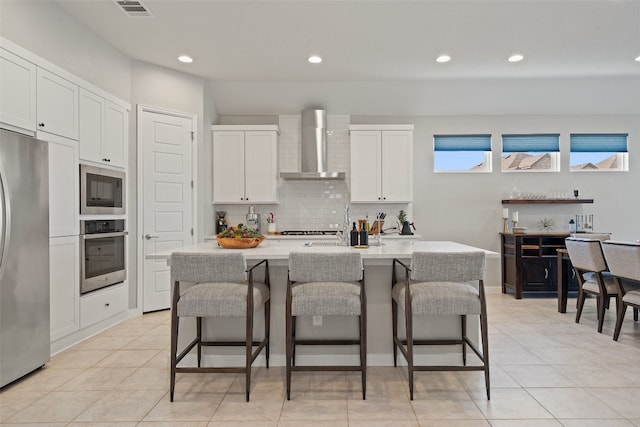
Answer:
557, 252, 567, 313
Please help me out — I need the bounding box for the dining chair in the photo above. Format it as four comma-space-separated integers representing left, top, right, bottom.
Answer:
286, 251, 366, 400
601, 241, 640, 341
169, 252, 270, 402
564, 237, 618, 332
392, 251, 489, 400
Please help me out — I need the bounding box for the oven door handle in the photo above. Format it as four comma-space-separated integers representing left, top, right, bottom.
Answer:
81, 231, 128, 240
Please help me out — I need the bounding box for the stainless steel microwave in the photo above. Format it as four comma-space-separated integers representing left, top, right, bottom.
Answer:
80, 165, 125, 215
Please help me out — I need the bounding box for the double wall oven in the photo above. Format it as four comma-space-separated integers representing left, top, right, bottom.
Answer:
79, 165, 127, 294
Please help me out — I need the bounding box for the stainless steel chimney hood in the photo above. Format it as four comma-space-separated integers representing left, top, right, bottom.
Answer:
280, 109, 345, 180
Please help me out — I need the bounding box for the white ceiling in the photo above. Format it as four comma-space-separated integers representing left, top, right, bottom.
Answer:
55, 0, 640, 115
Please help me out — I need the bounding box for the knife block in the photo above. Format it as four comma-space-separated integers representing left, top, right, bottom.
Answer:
370, 220, 384, 235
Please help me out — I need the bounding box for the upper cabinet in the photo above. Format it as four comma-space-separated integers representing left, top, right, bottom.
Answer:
349, 125, 414, 203
79, 88, 127, 168
36, 68, 79, 140
212, 125, 279, 204
0, 48, 36, 133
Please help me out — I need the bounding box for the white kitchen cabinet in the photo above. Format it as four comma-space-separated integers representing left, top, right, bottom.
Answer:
79, 88, 127, 168
212, 125, 279, 204
36, 67, 78, 140
50, 236, 80, 342
41, 131, 79, 237
0, 48, 36, 133
349, 125, 413, 203
80, 282, 128, 329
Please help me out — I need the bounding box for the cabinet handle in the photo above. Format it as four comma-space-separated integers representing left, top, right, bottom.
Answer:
544, 268, 549, 279
378, 197, 381, 200
383, 197, 386, 200
240, 197, 244, 200
38, 123, 45, 127
105, 303, 110, 307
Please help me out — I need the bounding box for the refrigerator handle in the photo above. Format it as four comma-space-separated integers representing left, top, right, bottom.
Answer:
0, 162, 10, 279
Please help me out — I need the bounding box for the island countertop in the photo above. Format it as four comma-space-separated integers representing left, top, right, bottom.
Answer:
148, 239, 498, 263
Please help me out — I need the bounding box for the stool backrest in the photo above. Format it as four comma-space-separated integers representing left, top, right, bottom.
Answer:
289, 252, 363, 282
410, 251, 485, 282
602, 241, 640, 281
171, 252, 247, 283
565, 238, 607, 273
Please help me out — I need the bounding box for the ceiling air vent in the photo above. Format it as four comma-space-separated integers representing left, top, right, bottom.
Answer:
115, 0, 153, 17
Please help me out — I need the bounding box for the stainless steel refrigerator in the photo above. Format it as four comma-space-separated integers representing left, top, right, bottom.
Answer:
0, 128, 50, 388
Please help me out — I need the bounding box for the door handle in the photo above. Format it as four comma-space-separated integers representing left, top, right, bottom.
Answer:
145, 234, 159, 240
0, 162, 11, 279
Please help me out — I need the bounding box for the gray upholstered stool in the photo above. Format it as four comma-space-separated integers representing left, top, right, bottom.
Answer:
602, 241, 640, 340
286, 252, 366, 400
170, 252, 270, 402
565, 237, 619, 332
392, 251, 489, 400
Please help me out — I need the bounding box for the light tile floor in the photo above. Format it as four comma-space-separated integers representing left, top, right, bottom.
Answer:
3, 288, 640, 426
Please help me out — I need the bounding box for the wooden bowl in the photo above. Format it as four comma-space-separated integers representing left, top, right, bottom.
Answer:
216, 236, 265, 249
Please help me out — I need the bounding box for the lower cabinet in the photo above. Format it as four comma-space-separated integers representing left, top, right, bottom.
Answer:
80, 283, 128, 329
501, 233, 573, 298
49, 236, 80, 341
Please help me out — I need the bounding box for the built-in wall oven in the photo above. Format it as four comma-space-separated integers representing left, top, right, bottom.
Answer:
80, 165, 125, 215
80, 219, 127, 294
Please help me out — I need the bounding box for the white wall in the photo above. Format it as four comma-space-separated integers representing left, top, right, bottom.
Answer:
0, 0, 131, 101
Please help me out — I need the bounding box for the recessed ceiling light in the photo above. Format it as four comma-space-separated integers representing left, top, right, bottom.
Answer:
508, 54, 524, 63
436, 55, 451, 63
178, 55, 193, 63
635, 55, 640, 62
308, 55, 322, 64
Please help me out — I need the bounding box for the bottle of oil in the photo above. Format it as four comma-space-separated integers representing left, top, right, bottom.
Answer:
350, 222, 358, 246
359, 221, 369, 246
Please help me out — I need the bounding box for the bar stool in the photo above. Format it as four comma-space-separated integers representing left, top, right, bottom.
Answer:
286, 252, 366, 400
392, 251, 489, 400
170, 252, 270, 402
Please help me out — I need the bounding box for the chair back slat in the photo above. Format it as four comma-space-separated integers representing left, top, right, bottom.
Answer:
570, 233, 611, 241
410, 251, 485, 282
565, 238, 607, 272
289, 252, 363, 282
602, 241, 640, 281
171, 252, 247, 283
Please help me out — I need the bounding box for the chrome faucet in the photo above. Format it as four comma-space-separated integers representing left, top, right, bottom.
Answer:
337, 204, 350, 245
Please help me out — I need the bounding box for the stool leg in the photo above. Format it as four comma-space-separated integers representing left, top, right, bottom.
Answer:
170, 314, 179, 402
360, 314, 367, 400
461, 314, 467, 366
265, 299, 271, 369
197, 317, 202, 368
285, 302, 292, 400
245, 308, 253, 402
634, 307, 638, 321
405, 306, 414, 400
597, 295, 606, 333
392, 299, 398, 367
479, 280, 490, 400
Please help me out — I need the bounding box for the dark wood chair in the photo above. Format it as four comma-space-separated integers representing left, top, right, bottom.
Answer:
565, 237, 619, 332
602, 241, 640, 341
169, 252, 270, 402
286, 251, 366, 400
392, 251, 489, 400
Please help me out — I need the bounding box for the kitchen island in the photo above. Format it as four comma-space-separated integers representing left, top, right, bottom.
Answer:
149, 240, 498, 367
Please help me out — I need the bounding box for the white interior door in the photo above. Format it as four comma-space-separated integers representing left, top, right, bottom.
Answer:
141, 110, 194, 312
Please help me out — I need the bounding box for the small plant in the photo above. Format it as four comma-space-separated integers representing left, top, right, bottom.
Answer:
397, 209, 407, 224
218, 223, 263, 238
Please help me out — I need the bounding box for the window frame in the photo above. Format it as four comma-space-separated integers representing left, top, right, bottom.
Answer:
433, 134, 492, 173
569, 133, 629, 172
501, 134, 561, 173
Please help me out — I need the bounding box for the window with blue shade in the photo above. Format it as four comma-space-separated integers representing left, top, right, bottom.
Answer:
433, 134, 492, 172
501, 134, 560, 172
570, 133, 628, 171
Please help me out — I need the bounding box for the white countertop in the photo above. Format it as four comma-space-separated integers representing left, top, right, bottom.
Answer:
204, 233, 422, 241
148, 239, 497, 262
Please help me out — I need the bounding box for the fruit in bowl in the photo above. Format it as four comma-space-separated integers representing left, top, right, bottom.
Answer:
216, 224, 264, 249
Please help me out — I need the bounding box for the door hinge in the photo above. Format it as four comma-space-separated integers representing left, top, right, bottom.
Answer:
191, 228, 194, 236
190, 131, 194, 141
191, 180, 194, 188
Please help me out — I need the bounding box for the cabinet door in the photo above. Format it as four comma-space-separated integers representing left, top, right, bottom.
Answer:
78, 88, 103, 163
0, 48, 36, 133
103, 101, 127, 168
50, 236, 80, 341
350, 130, 381, 202
36, 68, 78, 140
43, 132, 79, 237
244, 131, 277, 203
213, 131, 245, 203
381, 130, 413, 202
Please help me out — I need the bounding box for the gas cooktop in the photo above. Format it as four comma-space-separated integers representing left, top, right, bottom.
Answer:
280, 230, 337, 236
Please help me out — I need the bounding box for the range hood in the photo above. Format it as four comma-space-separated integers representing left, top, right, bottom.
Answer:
280, 109, 345, 180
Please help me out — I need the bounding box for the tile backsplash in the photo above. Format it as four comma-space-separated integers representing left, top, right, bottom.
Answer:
214, 114, 409, 234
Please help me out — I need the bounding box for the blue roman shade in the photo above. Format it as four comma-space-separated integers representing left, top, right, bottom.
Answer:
502, 134, 560, 153
434, 134, 491, 151
570, 133, 628, 153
